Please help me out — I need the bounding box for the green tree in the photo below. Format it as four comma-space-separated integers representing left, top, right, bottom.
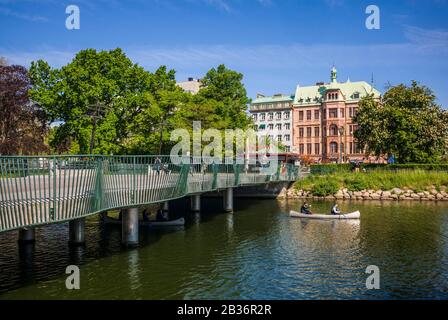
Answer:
29, 48, 153, 155
354, 81, 448, 163
197, 64, 251, 130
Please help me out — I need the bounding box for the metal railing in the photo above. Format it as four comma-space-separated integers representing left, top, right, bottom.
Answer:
0, 155, 299, 233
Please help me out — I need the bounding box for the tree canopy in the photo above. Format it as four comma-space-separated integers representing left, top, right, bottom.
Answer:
0, 64, 48, 155
354, 81, 448, 163
28, 49, 251, 155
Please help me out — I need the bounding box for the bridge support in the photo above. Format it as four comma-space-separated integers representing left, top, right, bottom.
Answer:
122, 208, 139, 248
18, 228, 35, 244
191, 194, 201, 212
162, 201, 169, 213
223, 187, 234, 213
69, 218, 85, 246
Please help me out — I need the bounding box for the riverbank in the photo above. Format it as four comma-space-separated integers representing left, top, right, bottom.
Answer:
287, 170, 448, 201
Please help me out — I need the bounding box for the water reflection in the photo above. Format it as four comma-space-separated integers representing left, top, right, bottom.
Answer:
0, 199, 447, 299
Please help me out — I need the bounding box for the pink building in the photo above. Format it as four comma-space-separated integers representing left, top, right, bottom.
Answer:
292, 67, 381, 163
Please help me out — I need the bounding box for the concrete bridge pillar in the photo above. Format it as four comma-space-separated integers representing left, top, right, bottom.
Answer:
223, 187, 234, 213
122, 207, 139, 247
18, 228, 35, 244
191, 194, 201, 212
69, 218, 85, 246
162, 201, 169, 213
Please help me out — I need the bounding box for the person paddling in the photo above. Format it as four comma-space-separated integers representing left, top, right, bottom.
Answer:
331, 203, 341, 215
300, 201, 313, 215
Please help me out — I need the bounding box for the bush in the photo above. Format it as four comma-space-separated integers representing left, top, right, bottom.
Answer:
311, 179, 339, 197
310, 164, 352, 175
344, 176, 368, 191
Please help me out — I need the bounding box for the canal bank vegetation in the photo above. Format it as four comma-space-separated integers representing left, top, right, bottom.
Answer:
292, 169, 448, 200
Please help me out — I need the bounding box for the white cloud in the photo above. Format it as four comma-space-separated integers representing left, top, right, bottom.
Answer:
0, 6, 47, 21
403, 25, 448, 49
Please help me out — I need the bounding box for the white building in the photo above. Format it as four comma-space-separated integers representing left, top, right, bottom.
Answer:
249, 93, 294, 152
177, 77, 202, 94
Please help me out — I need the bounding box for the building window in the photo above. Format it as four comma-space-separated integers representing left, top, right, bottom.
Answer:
354, 142, 361, 154
329, 109, 338, 118
330, 142, 338, 154
314, 127, 320, 137
315, 143, 320, 155
307, 127, 312, 137
276, 112, 282, 120
285, 123, 290, 130
284, 111, 290, 120
299, 144, 304, 154
276, 123, 282, 130
268, 123, 274, 130
328, 93, 339, 100
329, 124, 338, 136
277, 135, 282, 142
340, 109, 345, 118
353, 108, 358, 117
285, 146, 291, 152
252, 114, 258, 121
268, 112, 274, 121
307, 143, 312, 155
299, 128, 304, 138
259, 124, 265, 131
299, 111, 304, 121
307, 110, 312, 120
314, 110, 320, 120
285, 134, 290, 142
353, 93, 360, 99
260, 113, 266, 121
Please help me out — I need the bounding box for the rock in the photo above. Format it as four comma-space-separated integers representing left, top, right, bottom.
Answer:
430, 189, 438, 195
371, 194, 381, 200
428, 195, 436, 200
436, 193, 444, 200
391, 188, 403, 195
411, 193, 421, 199
382, 191, 392, 198
391, 194, 399, 200
354, 191, 363, 197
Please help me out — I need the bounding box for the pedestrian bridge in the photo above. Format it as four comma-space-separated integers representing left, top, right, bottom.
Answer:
0, 155, 299, 236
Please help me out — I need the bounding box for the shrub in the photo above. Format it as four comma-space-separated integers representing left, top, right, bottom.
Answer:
344, 176, 368, 191
311, 179, 339, 197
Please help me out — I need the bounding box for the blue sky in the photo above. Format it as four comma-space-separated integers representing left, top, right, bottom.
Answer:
1, 0, 447, 106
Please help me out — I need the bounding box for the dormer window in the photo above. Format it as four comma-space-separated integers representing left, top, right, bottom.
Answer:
328, 93, 339, 100
353, 92, 360, 99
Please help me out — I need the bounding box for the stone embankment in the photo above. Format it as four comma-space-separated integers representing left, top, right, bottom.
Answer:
286, 186, 448, 201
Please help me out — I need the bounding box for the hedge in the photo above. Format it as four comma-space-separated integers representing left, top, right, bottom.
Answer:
310, 163, 448, 175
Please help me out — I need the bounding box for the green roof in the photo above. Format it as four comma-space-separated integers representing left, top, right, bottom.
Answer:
252, 94, 294, 104
293, 81, 381, 105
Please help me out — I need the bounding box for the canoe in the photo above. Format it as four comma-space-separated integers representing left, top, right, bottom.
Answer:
103, 216, 185, 227
289, 210, 360, 220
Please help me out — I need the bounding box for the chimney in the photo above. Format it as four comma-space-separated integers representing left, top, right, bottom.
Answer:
188, 77, 194, 82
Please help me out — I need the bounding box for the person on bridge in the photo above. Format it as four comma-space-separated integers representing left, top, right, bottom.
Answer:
154, 157, 162, 175
331, 203, 341, 215
300, 202, 313, 215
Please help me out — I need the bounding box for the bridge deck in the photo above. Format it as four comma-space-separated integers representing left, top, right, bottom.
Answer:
0, 156, 299, 233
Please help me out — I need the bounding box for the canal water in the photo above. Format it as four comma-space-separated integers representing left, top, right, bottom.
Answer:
0, 199, 447, 299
